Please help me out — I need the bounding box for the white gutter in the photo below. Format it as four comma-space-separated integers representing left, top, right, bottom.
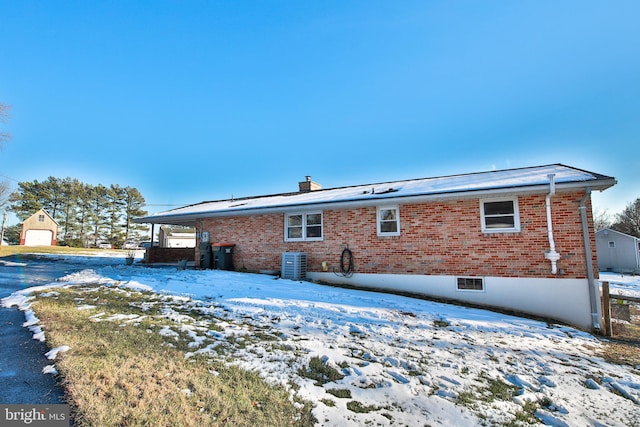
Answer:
544, 174, 561, 274
579, 188, 601, 331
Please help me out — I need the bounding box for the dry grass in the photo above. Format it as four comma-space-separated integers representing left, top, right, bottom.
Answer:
32, 286, 315, 427
601, 304, 640, 369
0, 246, 128, 257
601, 340, 640, 368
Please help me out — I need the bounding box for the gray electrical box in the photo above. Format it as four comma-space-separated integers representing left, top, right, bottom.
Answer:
281, 252, 307, 280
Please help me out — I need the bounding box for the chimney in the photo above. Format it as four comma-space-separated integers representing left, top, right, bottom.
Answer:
299, 176, 322, 192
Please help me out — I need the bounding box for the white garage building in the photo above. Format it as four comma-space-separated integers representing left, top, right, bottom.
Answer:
20, 209, 58, 246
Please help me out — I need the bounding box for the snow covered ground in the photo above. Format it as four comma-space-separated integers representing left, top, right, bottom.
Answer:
3, 254, 640, 426
602, 271, 640, 299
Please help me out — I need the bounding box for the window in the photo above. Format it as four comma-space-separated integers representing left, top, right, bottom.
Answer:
608, 241, 615, 248
457, 277, 484, 291
38, 214, 45, 222
377, 206, 400, 236
480, 198, 520, 232
285, 212, 323, 241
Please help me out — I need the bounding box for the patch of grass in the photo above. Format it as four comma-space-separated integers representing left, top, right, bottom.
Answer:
505, 401, 539, 426
600, 341, 640, 369
433, 319, 450, 328
326, 388, 351, 399
252, 330, 281, 341
456, 391, 478, 409
455, 373, 519, 415
381, 412, 393, 421
346, 401, 380, 413
320, 398, 336, 407
33, 285, 316, 427
485, 375, 519, 401
298, 356, 345, 386
0, 246, 116, 257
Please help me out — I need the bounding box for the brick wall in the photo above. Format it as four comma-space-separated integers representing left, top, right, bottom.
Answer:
198, 190, 598, 279
146, 247, 195, 264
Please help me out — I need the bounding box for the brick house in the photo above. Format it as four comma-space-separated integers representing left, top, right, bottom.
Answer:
20, 208, 58, 246
136, 164, 616, 331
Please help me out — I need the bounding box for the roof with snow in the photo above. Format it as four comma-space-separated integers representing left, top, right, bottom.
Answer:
136, 164, 615, 225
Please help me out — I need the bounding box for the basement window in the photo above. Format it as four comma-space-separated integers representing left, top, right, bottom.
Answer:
285, 212, 323, 242
480, 198, 520, 233
457, 277, 484, 292
377, 206, 400, 236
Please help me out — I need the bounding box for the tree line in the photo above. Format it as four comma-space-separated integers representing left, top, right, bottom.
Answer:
8, 176, 148, 247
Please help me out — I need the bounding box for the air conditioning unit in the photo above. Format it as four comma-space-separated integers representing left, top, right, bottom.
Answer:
281, 252, 307, 280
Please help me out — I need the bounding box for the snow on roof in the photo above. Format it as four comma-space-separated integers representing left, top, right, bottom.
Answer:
139, 164, 615, 224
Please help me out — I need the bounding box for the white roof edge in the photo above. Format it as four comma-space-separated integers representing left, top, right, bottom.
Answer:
135, 176, 616, 225
596, 228, 640, 241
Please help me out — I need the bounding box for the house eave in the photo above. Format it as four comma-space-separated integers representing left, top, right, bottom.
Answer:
134, 178, 615, 225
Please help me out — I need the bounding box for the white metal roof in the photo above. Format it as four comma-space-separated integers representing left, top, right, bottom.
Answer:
136, 164, 615, 225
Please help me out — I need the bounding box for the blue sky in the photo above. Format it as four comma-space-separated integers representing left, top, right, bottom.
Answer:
1, 1, 638, 225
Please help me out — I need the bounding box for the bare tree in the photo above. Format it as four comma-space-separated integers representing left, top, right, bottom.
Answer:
0, 180, 10, 210
593, 207, 612, 231
613, 198, 640, 238
0, 103, 12, 211
0, 103, 10, 149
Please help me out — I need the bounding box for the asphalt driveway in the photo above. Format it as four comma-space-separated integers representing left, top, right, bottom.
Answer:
0, 306, 66, 404
0, 256, 77, 404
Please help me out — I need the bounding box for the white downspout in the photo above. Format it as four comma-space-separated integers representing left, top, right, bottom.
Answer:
636, 236, 640, 273
544, 174, 560, 274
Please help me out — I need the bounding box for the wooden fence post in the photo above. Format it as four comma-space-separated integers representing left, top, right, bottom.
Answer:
601, 281, 612, 337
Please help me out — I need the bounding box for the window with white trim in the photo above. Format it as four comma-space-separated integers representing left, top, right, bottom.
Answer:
377, 206, 400, 236
457, 277, 484, 291
285, 212, 323, 241
480, 198, 520, 232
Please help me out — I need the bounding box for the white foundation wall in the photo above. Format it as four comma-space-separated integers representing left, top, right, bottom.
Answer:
307, 272, 599, 331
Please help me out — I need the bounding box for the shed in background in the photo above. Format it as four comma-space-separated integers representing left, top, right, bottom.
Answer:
595, 228, 640, 274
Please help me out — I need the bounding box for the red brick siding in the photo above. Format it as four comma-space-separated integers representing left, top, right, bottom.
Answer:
198, 190, 598, 279
146, 247, 195, 263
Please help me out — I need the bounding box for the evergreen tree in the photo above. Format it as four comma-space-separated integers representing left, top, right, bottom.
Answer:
76, 183, 95, 247
106, 184, 126, 247
9, 180, 44, 220
58, 178, 83, 245
3, 223, 21, 245
8, 177, 148, 247
89, 184, 110, 246
122, 186, 148, 242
